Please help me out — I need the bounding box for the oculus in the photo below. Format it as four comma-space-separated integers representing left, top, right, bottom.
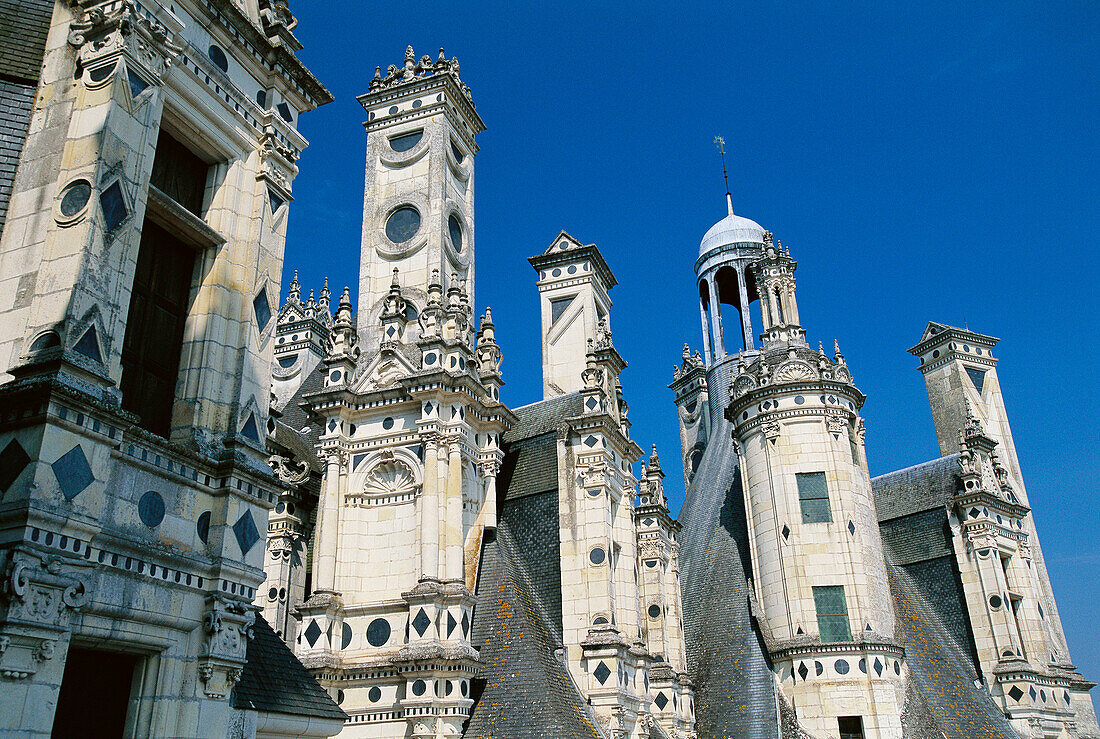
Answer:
448, 214, 463, 251
385, 206, 420, 243
59, 180, 92, 218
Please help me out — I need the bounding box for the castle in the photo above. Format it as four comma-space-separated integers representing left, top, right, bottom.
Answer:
0, 2, 1094, 738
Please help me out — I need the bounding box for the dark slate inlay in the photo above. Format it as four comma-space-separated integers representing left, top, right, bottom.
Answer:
52, 445, 94, 500
196, 510, 211, 544
461, 610, 470, 637
341, 622, 352, 649
593, 661, 611, 685
369, 686, 381, 703
411, 679, 426, 696
254, 287, 272, 329
848, 519, 856, 536
447, 611, 457, 637
128, 69, 149, 98
100, 180, 128, 230
654, 691, 668, 709
233, 510, 260, 555
835, 659, 849, 675
366, 617, 390, 647
73, 325, 102, 363
137, 490, 165, 527
241, 412, 260, 442
304, 619, 321, 647
966, 367, 987, 393
268, 186, 285, 212
413, 608, 431, 637
0, 439, 31, 494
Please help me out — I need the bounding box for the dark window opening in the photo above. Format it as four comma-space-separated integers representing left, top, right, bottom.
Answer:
838, 716, 865, 739
797, 471, 831, 523
150, 129, 209, 217
120, 221, 196, 437
550, 296, 574, 324
53, 648, 139, 738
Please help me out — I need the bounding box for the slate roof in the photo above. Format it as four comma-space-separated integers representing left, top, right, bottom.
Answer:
677, 415, 779, 739
872, 454, 960, 522
233, 614, 347, 722
464, 391, 599, 735
272, 364, 326, 471
0, 0, 50, 236
467, 523, 600, 739
889, 564, 1017, 738
0, 0, 51, 83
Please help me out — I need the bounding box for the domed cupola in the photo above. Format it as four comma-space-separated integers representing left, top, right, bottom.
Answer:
699, 211, 766, 258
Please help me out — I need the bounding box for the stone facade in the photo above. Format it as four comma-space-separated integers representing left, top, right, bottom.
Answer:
0, 1, 341, 736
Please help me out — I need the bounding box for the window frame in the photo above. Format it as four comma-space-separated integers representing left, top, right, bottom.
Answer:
813, 585, 852, 643
796, 471, 832, 523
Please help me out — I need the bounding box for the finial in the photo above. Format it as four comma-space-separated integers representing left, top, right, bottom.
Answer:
306, 288, 315, 306
374, 65, 381, 80
818, 341, 825, 354
714, 136, 733, 216
482, 306, 493, 324
391, 267, 400, 286
683, 343, 691, 360
438, 46, 446, 62
833, 338, 841, 354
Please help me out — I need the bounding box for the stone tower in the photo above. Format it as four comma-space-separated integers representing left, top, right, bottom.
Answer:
529, 231, 617, 398
725, 233, 905, 737
910, 323, 1098, 734
294, 47, 516, 739
356, 46, 483, 351
668, 344, 709, 490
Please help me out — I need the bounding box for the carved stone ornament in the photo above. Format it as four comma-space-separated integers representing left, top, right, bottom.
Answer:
0, 548, 91, 680
269, 453, 310, 487
69, 0, 182, 82
198, 597, 255, 700
825, 411, 849, 437
773, 360, 817, 384
732, 374, 757, 398
363, 457, 417, 498
761, 420, 781, 441
370, 46, 473, 103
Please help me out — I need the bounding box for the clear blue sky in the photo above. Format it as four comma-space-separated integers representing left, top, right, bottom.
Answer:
284, 1, 1099, 683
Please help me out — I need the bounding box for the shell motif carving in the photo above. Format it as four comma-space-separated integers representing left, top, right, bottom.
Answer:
732, 375, 757, 398
364, 459, 417, 497
773, 361, 817, 384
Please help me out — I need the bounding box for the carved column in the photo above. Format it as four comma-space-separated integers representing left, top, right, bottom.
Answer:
737, 267, 755, 351
420, 433, 440, 581
315, 451, 342, 593
707, 276, 725, 358
480, 460, 499, 531
444, 438, 464, 584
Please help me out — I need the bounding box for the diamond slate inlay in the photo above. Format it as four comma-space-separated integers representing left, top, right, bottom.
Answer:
848, 519, 856, 536
461, 610, 470, 637
413, 608, 431, 637
0, 439, 31, 494
233, 510, 260, 555
53, 445, 94, 500
447, 612, 457, 637
797, 662, 809, 680
304, 619, 322, 647
654, 691, 668, 709
593, 661, 611, 685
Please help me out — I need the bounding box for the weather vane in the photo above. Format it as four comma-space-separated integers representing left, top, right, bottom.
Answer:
714, 136, 733, 215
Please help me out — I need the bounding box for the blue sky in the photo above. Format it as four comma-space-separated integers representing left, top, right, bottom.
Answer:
284, 1, 1099, 683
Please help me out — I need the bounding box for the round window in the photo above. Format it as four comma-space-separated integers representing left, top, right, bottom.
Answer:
59, 180, 92, 218
386, 206, 421, 243
448, 214, 463, 251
